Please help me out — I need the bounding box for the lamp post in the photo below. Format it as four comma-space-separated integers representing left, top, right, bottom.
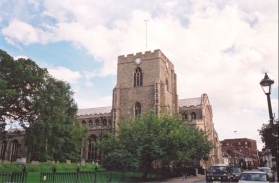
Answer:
260, 73, 278, 181
260, 73, 274, 124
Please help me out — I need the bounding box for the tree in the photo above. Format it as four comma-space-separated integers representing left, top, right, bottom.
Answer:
0, 49, 88, 162
0, 49, 47, 139
259, 120, 278, 156
99, 111, 213, 180
24, 76, 88, 162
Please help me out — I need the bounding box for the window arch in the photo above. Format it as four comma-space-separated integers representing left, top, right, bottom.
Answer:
190, 112, 196, 120
89, 120, 93, 126
134, 67, 143, 87
10, 140, 18, 162
88, 135, 98, 161
135, 102, 141, 117
82, 120, 86, 126
102, 119, 107, 126
95, 119, 100, 126
182, 112, 187, 120
0, 140, 7, 161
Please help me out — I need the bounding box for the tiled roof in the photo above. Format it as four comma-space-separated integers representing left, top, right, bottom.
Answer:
178, 97, 201, 107
77, 106, 112, 116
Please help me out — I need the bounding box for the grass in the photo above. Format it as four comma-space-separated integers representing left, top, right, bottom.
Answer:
0, 162, 144, 183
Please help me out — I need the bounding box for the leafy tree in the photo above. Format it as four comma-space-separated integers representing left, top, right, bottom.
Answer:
259, 120, 278, 156
99, 111, 213, 180
0, 49, 47, 140
24, 76, 88, 162
0, 49, 88, 162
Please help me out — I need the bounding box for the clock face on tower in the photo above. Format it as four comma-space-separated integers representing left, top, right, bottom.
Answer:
135, 58, 141, 65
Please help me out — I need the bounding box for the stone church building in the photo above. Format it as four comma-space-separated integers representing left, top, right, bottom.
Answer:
1, 49, 223, 168
77, 49, 223, 169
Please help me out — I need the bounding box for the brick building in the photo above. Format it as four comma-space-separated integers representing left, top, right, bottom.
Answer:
220, 138, 259, 168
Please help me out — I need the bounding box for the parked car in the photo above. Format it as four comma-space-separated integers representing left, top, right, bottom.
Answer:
258, 167, 275, 182
238, 171, 269, 183
206, 164, 233, 183
231, 166, 242, 182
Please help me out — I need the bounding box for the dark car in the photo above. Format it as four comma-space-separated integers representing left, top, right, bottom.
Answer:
206, 164, 233, 183
258, 167, 275, 182
231, 167, 242, 182
238, 171, 269, 182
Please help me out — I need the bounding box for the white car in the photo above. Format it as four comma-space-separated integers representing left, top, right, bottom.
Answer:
238, 171, 269, 183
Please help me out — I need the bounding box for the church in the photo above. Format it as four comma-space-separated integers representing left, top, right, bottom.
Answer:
0, 49, 223, 169
77, 49, 223, 169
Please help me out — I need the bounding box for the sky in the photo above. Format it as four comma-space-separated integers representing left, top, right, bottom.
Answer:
0, 0, 278, 150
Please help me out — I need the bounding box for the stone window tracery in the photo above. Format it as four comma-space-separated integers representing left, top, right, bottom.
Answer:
82, 120, 86, 125
95, 119, 100, 126
10, 140, 18, 162
89, 120, 93, 126
88, 135, 97, 161
103, 119, 107, 126
134, 67, 143, 87
190, 112, 196, 120
135, 102, 141, 117
0, 140, 7, 160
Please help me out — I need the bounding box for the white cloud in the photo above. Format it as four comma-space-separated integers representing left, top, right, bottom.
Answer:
14, 55, 29, 60
1, 19, 54, 45
48, 66, 81, 83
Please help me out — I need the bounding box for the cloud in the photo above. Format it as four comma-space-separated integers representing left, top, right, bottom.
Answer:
14, 55, 29, 60
1, 19, 54, 45
48, 66, 81, 83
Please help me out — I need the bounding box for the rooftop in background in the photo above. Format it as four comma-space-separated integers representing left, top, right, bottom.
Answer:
178, 98, 201, 107
77, 106, 112, 116
76, 98, 204, 116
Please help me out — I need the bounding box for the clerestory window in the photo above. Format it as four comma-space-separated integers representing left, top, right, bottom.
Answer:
89, 120, 93, 126
103, 119, 107, 126
134, 67, 143, 87
190, 112, 196, 120
95, 119, 100, 126
135, 102, 141, 117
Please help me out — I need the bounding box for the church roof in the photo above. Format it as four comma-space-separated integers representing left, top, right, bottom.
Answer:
77, 106, 112, 116
178, 97, 201, 107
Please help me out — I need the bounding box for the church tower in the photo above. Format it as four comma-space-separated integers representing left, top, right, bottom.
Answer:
112, 49, 178, 127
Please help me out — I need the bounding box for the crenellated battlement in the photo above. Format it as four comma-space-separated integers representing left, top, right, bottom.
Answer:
118, 49, 160, 60
118, 49, 174, 68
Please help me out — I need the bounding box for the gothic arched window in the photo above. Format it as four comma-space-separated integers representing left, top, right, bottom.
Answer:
10, 140, 18, 162
95, 119, 100, 126
190, 112, 196, 120
103, 119, 107, 126
166, 79, 169, 91
134, 67, 143, 87
88, 135, 97, 161
82, 120, 86, 126
135, 102, 141, 117
89, 120, 93, 126
182, 112, 187, 120
0, 140, 7, 160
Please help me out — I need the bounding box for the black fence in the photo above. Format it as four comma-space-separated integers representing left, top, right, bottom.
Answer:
0, 170, 28, 183
39, 167, 181, 183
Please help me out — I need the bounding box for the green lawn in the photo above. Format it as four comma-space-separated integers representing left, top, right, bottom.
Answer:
0, 163, 162, 182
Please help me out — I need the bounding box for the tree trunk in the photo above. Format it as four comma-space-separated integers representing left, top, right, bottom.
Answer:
141, 161, 152, 181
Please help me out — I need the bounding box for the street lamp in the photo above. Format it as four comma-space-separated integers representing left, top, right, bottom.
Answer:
260, 73, 274, 124
260, 73, 278, 181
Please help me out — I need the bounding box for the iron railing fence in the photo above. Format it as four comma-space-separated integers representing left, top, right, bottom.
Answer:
39, 167, 179, 183
0, 171, 28, 183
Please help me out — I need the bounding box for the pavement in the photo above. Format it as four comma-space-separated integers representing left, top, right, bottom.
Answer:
158, 174, 205, 183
